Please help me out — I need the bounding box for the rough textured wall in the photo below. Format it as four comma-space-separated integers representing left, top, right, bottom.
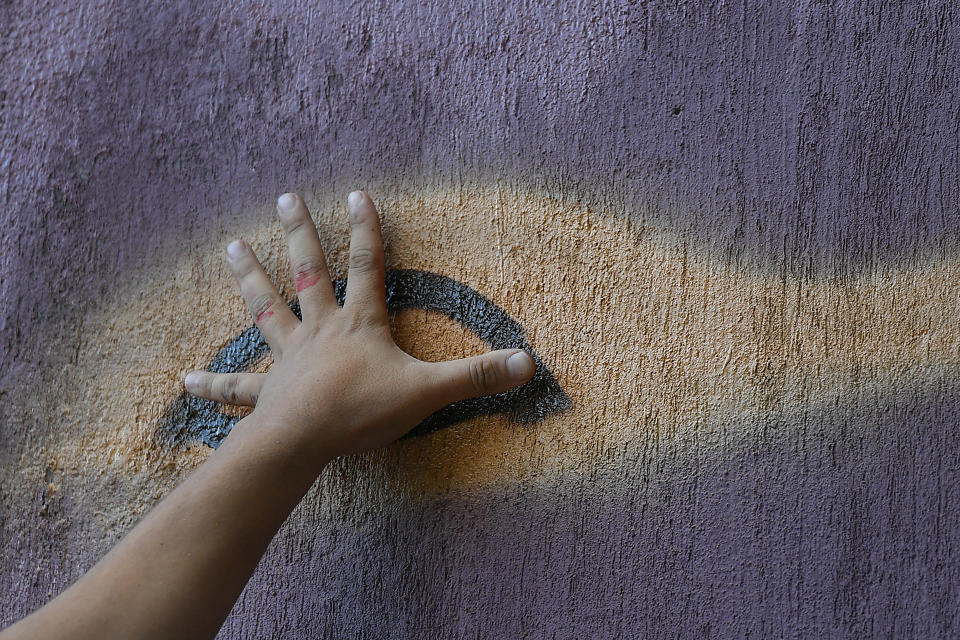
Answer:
2, 1, 959, 637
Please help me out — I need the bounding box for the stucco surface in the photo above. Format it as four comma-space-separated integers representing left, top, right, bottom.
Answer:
2, 1, 959, 637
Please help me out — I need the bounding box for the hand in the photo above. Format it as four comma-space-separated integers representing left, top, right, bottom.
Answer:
183, 191, 536, 463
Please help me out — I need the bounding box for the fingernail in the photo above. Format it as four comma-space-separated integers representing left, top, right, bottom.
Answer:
227, 240, 245, 260
506, 351, 535, 380
277, 193, 296, 212
184, 371, 201, 392
347, 191, 365, 223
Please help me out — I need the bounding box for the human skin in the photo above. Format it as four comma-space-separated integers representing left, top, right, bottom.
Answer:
0, 190, 536, 639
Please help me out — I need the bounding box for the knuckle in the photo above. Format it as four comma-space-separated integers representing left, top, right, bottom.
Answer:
250, 293, 276, 319
283, 217, 307, 235
215, 375, 240, 403
346, 309, 381, 333
293, 257, 325, 280
468, 358, 498, 394
281, 209, 309, 234
348, 248, 379, 272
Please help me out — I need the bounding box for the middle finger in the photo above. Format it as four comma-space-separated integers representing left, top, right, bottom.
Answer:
276, 192, 337, 323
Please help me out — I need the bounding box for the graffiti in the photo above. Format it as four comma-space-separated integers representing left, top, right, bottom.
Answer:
160, 269, 571, 448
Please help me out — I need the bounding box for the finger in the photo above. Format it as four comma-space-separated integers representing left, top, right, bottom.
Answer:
226, 239, 299, 356
184, 371, 266, 406
276, 193, 337, 322
423, 349, 536, 406
344, 190, 388, 325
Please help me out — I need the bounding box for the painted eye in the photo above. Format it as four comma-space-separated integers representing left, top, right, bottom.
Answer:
159, 269, 571, 448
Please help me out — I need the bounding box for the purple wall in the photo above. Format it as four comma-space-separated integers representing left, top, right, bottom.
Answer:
2, 1, 959, 637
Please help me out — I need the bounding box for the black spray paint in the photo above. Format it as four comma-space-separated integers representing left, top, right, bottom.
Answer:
160, 269, 571, 448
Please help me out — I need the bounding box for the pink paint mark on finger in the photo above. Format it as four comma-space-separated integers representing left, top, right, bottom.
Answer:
255, 310, 275, 324
295, 273, 321, 292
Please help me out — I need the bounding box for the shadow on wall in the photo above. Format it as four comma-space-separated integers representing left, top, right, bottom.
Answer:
5, 376, 958, 635
223, 384, 960, 638
510, 2, 960, 277
8, 1, 960, 360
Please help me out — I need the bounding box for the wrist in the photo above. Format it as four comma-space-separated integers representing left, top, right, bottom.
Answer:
224, 411, 336, 479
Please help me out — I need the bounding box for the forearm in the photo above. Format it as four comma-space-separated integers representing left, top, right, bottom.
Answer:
2, 413, 329, 640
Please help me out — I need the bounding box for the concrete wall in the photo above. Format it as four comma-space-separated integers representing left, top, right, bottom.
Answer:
2, 1, 959, 636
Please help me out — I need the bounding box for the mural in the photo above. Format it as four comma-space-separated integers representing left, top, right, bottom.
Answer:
2, 1, 959, 637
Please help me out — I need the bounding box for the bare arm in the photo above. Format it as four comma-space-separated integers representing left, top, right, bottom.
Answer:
1, 191, 535, 639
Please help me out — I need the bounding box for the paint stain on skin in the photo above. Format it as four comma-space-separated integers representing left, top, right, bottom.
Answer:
254, 310, 274, 324
159, 269, 572, 449
294, 273, 321, 292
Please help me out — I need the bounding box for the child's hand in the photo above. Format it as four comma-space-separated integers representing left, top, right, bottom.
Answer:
183, 191, 535, 463
2, 190, 534, 639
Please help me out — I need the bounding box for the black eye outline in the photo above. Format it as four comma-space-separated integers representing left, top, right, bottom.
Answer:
158, 269, 571, 449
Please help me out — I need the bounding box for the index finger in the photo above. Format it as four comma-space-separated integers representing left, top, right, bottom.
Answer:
344, 190, 388, 325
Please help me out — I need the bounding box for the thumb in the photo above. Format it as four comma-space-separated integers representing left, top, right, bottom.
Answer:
427, 349, 536, 405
